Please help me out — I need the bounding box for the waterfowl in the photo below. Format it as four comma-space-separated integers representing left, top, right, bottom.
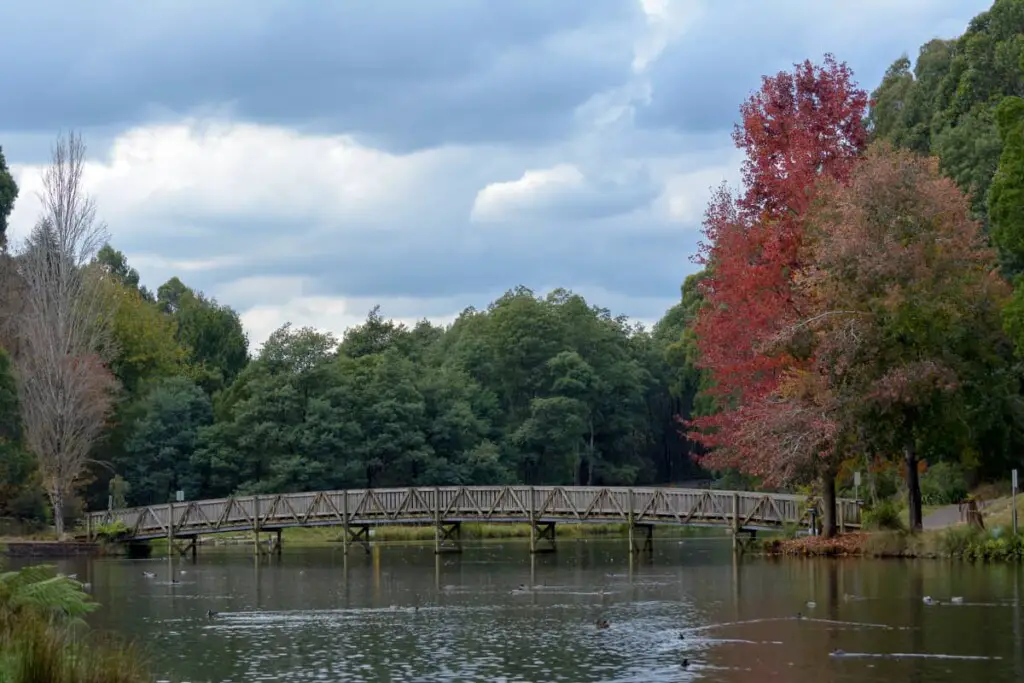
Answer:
923, 596, 937, 606
206, 610, 218, 619
795, 612, 804, 620
143, 571, 156, 578
806, 601, 817, 609
682, 658, 689, 668
595, 618, 610, 630
678, 632, 686, 640
950, 596, 964, 604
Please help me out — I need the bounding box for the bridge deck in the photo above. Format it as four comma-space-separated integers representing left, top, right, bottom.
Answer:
81, 486, 860, 542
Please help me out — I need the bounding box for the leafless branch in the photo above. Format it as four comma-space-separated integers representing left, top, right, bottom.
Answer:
10, 131, 119, 536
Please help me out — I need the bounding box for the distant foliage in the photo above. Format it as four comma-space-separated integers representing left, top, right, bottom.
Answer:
862, 499, 905, 532
920, 462, 970, 506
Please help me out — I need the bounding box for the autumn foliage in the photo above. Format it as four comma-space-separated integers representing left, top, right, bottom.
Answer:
688, 55, 868, 484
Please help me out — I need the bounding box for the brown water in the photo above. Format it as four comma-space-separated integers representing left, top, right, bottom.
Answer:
31, 538, 1024, 682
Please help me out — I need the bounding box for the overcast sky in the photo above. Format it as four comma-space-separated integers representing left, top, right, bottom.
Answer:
1, 0, 990, 348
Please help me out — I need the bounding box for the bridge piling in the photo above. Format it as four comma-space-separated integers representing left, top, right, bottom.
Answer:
253, 496, 261, 557
529, 522, 556, 554
435, 521, 462, 554
342, 490, 350, 554
629, 523, 653, 554
345, 525, 372, 554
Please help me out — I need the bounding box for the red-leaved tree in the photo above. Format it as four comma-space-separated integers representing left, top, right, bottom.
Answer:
687, 55, 868, 535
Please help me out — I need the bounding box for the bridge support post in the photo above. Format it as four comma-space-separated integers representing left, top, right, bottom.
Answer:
529, 522, 556, 554
167, 501, 175, 551
629, 523, 653, 554
274, 529, 283, 556
253, 495, 261, 557
344, 525, 371, 555
171, 536, 198, 559
434, 521, 462, 554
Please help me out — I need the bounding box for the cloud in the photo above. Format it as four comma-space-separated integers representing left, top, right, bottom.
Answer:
2, 0, 994, 347
635, 0, 994, 135
0, 0, 644, 153
470, 163, 658, 224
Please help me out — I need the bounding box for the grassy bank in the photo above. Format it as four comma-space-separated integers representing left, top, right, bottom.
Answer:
762, 526, 1024, 561
0, 565, 149, 683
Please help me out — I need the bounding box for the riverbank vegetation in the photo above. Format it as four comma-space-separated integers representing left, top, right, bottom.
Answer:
765, 526, 1024, 562
0, 564, 147, 683
3, 1, 1024, 547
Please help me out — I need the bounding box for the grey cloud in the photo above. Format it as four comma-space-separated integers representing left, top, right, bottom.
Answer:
1, 0, 643, 152
635, 0, 993, 136
128, 201, 697, 320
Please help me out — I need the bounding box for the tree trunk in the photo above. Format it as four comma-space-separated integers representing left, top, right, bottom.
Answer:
905, 444, 923, 533
821, 470, 838, 539
51, 488, 65, 537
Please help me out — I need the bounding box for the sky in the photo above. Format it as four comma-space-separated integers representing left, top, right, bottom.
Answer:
1, 0, 992, 349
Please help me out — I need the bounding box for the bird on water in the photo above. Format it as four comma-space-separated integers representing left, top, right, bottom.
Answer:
595, 618, 610, 630
206, 610, 219, 619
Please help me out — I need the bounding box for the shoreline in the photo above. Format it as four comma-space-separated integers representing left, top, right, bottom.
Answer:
760, 527, 1024, 562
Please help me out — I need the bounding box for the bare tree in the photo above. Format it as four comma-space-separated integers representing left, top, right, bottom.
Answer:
12, 132, 119, 537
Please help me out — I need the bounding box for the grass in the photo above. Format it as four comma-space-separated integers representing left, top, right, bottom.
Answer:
979, 494, 1024, 530
0, 616, 149, 683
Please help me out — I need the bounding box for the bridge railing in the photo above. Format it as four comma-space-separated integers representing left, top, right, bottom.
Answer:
82, 486, 861, 540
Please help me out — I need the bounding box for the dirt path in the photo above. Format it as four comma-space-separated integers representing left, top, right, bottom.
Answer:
922, 504, 962, 530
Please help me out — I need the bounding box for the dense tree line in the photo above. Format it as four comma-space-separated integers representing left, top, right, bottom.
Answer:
4, 0, 1024, 537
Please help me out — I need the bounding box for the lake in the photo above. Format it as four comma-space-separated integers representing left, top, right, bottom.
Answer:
25, 536, 1024, 682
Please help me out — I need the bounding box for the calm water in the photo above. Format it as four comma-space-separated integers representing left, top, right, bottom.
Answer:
28, 537, 1024, 682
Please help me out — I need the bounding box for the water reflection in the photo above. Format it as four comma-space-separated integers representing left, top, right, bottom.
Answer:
16, 538, 1024, 682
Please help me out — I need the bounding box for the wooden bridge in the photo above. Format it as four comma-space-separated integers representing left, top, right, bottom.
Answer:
81, 486, 860, 555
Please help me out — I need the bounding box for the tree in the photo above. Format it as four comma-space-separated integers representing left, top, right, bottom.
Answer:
95, 243, 154, 301
0, 346, 46, 521
988, 96, 1024, 271
687, 55, 869, 535
11, 132, 119, 536
0, 145, 17, 252
122, 377, 213, 505
157, 277, 248, 393
801, 143, 1011, 531
100, 274, 186, 394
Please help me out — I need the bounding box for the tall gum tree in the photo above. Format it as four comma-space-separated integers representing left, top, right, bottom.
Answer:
688, 55, 868, 536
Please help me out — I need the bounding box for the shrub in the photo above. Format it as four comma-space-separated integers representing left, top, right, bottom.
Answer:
920, 461, 969, 506
94, 521, 130, 542
862, 498, 905, 531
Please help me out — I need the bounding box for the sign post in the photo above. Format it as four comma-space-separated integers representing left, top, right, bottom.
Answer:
176, 490, 185, 503
1013, 470, 1019, 537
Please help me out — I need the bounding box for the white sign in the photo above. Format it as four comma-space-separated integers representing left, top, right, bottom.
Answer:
176, 490, 185, 502
854, 472, 861, 487
1013, 470, 1018, 490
